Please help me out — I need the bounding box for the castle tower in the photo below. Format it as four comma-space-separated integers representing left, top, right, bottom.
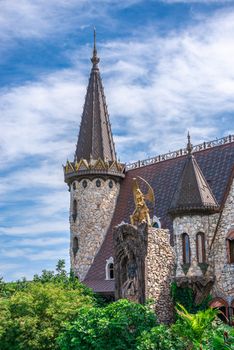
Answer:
64, 31, 125, 280
169, 133, 219, 302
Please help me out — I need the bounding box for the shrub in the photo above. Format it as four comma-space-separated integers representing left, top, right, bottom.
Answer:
58, 299, 157, 350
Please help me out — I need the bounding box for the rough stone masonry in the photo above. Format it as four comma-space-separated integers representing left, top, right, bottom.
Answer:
113, 223, 175, 324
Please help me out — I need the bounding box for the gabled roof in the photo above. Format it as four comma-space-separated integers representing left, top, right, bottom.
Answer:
169, 135, 219, 214
84, 138, 234, 293
75, 31, 116, 162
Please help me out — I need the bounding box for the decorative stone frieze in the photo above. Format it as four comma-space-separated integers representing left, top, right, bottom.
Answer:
70, 178, 120, 280
113, 223, 175, 324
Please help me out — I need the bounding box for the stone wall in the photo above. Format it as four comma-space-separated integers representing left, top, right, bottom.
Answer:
145, 227, 175, 324
113, 223, 175, 324
173, 213, 219, 278
172, 179, 234, 306
211, 179, 234, 301
70, 178, 120, 280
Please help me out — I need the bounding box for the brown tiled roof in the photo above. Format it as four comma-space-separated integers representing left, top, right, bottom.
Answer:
75, 36, 116, 162
84, 140, 234, 293
169, 154, 219, 214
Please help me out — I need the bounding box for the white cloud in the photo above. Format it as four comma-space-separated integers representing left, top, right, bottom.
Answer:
1, 4, 234, 281
0, 221, 68, 236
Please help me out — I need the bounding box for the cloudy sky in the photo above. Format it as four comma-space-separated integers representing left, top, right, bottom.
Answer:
0, 0, 234, 281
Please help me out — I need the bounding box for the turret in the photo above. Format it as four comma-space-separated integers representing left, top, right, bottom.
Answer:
64, 31, 125, 280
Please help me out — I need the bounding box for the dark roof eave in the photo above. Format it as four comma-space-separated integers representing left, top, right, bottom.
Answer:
168, 205, 220, 216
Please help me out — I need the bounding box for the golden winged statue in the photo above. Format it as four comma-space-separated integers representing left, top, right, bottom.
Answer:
130, 176, 155, 226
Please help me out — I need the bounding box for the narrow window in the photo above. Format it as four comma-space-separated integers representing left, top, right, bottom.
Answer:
109, 263, 114, 279
72, 181, 76, 190
73, 237, 79, 256
182, 233, 191, 264
196, 232, 205, 263
227, 231, 234, 264
72, 199, 77, 222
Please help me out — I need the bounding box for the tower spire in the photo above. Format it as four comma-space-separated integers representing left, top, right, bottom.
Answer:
187, 131, 192, 155
75, 30, 117, 163
91, 28, 100, 68
169, 133, 218, 215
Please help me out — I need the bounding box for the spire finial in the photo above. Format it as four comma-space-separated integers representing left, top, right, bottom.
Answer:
91, 27, 100, 67
187, 131, 193, 155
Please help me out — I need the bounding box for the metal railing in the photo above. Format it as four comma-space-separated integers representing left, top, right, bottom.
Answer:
126, 134, 234, 171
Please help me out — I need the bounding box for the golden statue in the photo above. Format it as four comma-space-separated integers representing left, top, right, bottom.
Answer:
130, 176, 155, 226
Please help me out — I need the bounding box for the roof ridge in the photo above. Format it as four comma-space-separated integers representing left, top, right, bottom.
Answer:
126, 134, 234, 171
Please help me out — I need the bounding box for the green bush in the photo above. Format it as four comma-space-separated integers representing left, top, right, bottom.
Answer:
57, 299, 157, 350
136, 324, 187, 350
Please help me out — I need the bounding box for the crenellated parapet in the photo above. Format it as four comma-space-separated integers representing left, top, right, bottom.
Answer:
64, 158, 125, 185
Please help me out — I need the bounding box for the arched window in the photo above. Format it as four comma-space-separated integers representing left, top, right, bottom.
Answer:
72, 200, 77, 222
231, 300, 234, 326
196, 232, 205, 263
152, 215, 161, 229
182, 233, 191, 264
210, 298, 229, 324
226, 230, 234, 264
73, 237, 79, 256
105, 257, 114, 280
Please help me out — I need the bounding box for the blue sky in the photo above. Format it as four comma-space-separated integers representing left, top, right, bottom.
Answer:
0, 0, 234, 281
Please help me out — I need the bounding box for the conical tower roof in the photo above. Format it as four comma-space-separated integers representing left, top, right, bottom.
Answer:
169, 133, 219, 215
75, 30, 116, 162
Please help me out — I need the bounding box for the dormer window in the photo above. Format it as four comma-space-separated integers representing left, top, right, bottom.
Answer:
227, 230, 234, 264
182, 233, 191, 264
105, 257, 114, 280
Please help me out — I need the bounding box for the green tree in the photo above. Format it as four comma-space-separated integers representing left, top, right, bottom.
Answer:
58, 299, 157, 350
0, 268, 95, 350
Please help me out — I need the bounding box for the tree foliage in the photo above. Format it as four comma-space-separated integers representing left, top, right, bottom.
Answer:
0, 263, 233, 350
0, 261, 95, 350
58, 299, 157, 350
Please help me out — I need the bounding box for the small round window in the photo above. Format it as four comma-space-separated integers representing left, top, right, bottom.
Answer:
82, 180, 87, 188
109, 180, 113, 189
96, 179, 101, 187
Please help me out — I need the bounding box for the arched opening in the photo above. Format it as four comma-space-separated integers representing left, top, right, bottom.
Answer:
152, 216, 161, 229
73, 237, 79, 256
72, 199, 77, 222
196, 232, 205, 263
231, 300, 234, 326
226, 230, 234, 264
210, 298, 229, 323
109, 263, 114, 279
182, 233, 191, 264
105, 257, 114, 280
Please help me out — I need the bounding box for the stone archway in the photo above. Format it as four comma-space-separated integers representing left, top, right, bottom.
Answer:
210, 298, 229, 323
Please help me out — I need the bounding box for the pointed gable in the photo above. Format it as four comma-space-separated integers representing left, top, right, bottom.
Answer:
75, 30, 116, 163
169, 134, 219, 214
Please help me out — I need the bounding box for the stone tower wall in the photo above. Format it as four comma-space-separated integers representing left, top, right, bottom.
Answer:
173, 214, 219, 278
211, 178, 234, 300
70, 178, 120, 280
